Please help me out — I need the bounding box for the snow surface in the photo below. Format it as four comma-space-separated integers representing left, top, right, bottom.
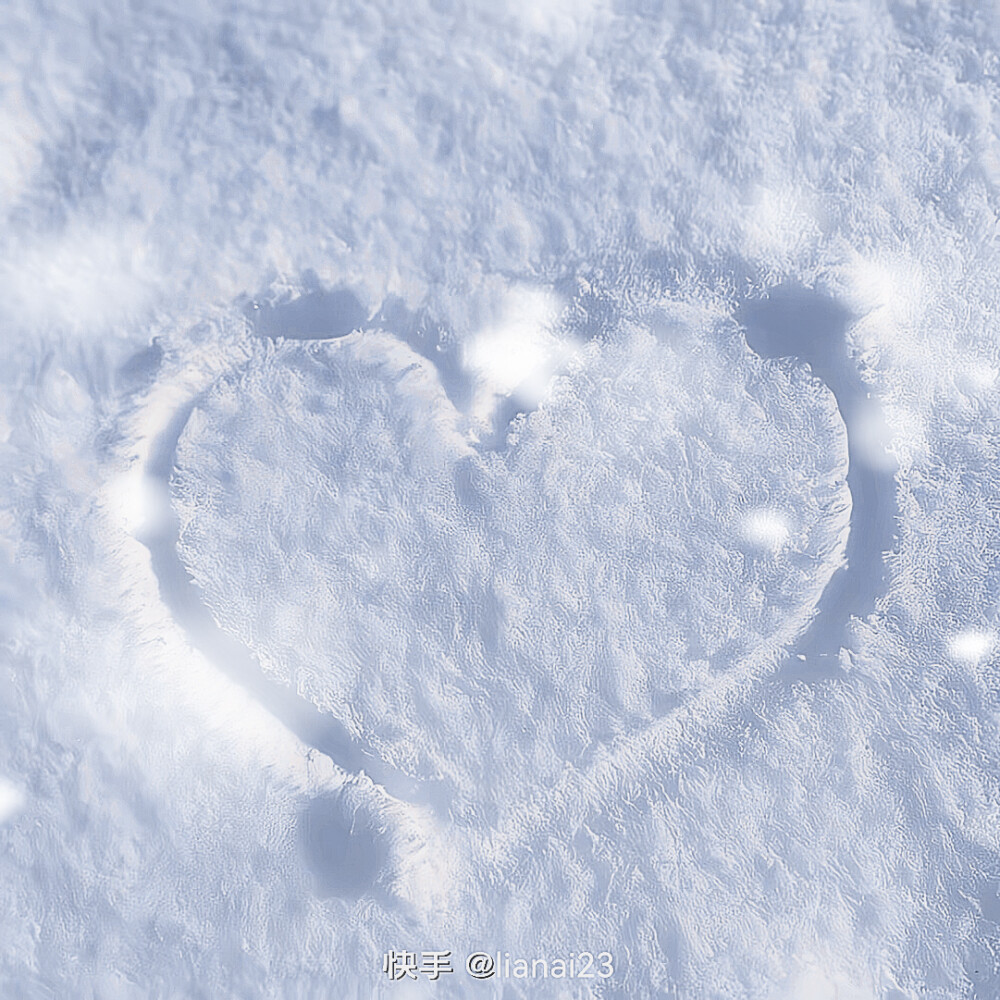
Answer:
4, 1, 1000, 998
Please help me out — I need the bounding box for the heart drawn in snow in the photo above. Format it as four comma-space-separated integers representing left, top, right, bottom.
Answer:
172, 320, 848, 834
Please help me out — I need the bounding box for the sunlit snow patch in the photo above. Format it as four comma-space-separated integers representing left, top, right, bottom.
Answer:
743, 186, 819, 260
948, 630, 996, 664
0, 222, 155, 334
0, 777, 25, 825
839, 254, 930, 375
742, 507, 791, 554
463, 285, 578, 423
106, 469, 163, 538
773, 955, 875, 1000
955, 362, 998, 396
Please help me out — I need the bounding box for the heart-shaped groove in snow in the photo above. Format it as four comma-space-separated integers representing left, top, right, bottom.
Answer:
170, 316, 851, 881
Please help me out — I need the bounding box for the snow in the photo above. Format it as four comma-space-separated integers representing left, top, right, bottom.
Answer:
462, 284, 576, 424
0, 779, 25, 826
742, 509, 792, 554
948, 630, 996, 665
2, 0, 1000, 997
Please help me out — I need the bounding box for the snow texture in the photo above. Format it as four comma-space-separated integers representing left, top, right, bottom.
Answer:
3, 1, 1000, 998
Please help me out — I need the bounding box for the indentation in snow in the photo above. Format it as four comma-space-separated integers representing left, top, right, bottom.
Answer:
850, 397, 898, 472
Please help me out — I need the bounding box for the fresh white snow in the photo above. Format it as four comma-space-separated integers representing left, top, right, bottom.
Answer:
3, 1, 1000, 998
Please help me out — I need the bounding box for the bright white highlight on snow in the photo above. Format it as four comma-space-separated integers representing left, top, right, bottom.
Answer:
463, 285, 577, 421
0, 777, 25, 825
850, 397, 897, 471
742, 508, 791, 553
106, 470, 160, 537
743, 186, 818, 259
774, 956, 874, 1000
1, 223, 154, 334
948, 630, 996, 664
843, 254, 931, 374
841, 256, 919, 323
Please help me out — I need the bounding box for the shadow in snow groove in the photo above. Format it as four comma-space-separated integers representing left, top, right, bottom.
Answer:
136, 396, 451, 817
738, 283, 900, 682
